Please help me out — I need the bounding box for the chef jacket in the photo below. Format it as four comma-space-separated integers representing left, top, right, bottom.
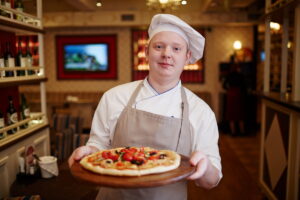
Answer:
86, 78, 222, 179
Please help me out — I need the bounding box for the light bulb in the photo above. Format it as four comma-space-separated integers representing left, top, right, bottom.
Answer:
233, 40, 242, 50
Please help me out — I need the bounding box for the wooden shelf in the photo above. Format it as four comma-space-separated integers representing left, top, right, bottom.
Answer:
264, 0, 298, 21
0, 112, 48, 150
0, 76, 47, 88
0, 5, 43, 34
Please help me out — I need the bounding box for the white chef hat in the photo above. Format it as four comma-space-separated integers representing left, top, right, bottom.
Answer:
148, 14, 205, 64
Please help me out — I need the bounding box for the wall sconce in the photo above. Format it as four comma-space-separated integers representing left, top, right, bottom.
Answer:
270, 22, 280, 31
233, 40, 242, 50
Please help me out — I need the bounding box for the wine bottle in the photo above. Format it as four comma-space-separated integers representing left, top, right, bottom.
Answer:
4, 42, 15, 77
4, 0, 11, 8
6, 96, 18, 134
16, 40, 26, 76
20, 94, 30, 129
0, 44, 5, 77
0, 1, 5, 16
25, 44, 33, 75
0, 109, 5, 139
1, 0, 5, 6
14, 0, 24, 21
0, 0, 12, 18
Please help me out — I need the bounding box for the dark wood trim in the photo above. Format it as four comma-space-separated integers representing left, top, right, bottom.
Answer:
0, 124, 49, 151
261, 92, 300, 113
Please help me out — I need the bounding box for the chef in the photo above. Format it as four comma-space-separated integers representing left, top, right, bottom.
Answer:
69, 14, 222, 200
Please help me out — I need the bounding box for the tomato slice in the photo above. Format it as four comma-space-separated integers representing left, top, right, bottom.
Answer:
102, 151, 110, 159
109, 154, 119, 161
128, 147, 137, 153
148, 155, 158, 160
116, 162, 124, 167
122, 152, 133, 161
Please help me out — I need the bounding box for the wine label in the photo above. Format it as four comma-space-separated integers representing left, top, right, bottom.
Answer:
16, 8, 24, 22
6, 58, 15, 67
16, 8, 24, 12
21, 57, 26, 67
0, 58, 4, 67
0, 58, 5, 77
26, 57, 32, 67
24, 108, 30, 118
10, 112, 18, 123
5, 2, 11, 8
0, 118, 4, 128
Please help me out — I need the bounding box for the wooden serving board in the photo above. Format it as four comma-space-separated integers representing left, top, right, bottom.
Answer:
70, 155, 195, 188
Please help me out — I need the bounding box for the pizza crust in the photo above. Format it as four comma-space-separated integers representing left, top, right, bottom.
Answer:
80, 147, 181, 176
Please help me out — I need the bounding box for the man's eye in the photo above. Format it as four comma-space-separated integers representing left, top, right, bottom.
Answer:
173, 47, 181, 52
155, 45, 162, 49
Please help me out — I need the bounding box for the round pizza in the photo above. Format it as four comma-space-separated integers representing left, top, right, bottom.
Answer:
80, 147, 181, 176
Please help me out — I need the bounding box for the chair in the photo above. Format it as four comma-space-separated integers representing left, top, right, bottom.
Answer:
51, 114, 87, 161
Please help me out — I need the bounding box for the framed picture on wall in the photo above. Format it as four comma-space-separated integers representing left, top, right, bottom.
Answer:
56, 35, 117, 80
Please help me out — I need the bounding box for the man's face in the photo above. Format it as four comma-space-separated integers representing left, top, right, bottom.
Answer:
146, 31, 191, 81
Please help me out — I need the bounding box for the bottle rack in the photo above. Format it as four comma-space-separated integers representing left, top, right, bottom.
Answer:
0, 66, 46, 84
0, 4, 42, 33
0, 112, 47, 148
0, 0, 47, 146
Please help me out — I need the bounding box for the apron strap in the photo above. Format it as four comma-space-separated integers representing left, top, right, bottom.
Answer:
127, 81, 144, 107
176, 87, 190, 155
181, 87, 189, 120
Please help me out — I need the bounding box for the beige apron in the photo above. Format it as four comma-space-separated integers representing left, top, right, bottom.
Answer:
97, 82, 192, 200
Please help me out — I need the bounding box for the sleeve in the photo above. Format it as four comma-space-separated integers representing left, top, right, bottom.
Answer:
86, 92, 111, 150
193, 106, 223, 180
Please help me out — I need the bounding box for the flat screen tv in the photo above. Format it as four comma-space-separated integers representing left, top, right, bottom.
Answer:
56, 35, 117, 79
64, 43, 108, 72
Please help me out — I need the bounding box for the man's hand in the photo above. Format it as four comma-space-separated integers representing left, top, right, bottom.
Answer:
187, 151, 221, 189
68, 146, 99, 168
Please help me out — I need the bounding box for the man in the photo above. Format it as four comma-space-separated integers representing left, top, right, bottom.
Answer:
69, 14, 222, 200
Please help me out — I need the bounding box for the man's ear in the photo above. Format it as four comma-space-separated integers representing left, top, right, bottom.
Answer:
185, 50, 192, 65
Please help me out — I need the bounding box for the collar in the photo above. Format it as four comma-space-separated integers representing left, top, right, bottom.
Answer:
143, 77, 182, 95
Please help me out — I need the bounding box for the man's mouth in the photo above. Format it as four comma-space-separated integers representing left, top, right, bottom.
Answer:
159, 62, 173, 67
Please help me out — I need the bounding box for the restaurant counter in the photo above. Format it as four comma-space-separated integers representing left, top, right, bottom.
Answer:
259, 92, 300, 200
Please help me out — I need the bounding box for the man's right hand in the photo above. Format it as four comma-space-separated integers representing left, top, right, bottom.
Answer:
68, 146, 99, 168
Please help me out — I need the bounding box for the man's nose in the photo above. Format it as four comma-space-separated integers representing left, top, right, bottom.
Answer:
162, 46, 172, 58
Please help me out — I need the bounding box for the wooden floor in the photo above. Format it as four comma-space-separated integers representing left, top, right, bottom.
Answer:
188, 133, 265, 200
10, 132, 267, 200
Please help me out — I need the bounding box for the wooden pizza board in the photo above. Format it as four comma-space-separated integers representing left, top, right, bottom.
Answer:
70, 155, 195, 188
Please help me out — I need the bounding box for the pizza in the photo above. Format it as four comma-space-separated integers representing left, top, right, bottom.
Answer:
79, 147, 181, 176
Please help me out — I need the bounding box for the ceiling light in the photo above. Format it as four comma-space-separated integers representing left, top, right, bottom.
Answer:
181, 0, 187, 5
147, 0, 187, 11
96, 0, 102, 7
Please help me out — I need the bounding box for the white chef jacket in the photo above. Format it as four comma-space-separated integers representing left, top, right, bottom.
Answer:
87, 79, 222, 178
